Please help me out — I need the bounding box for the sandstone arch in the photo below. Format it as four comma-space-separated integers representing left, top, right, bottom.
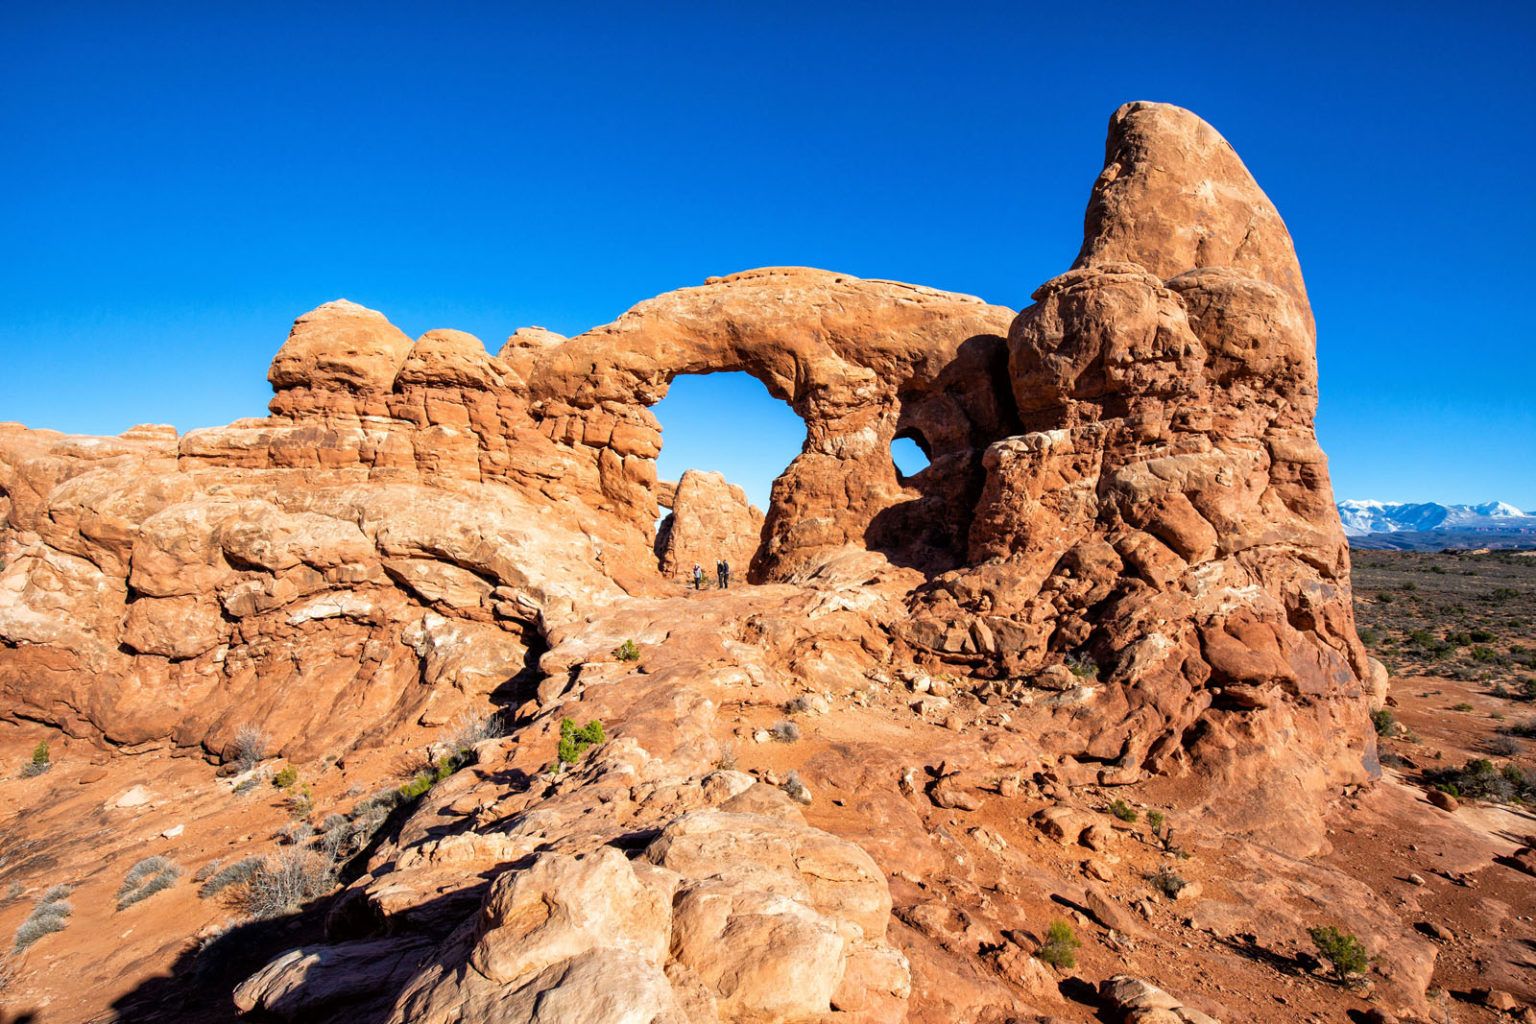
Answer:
523, 267, 1017, 579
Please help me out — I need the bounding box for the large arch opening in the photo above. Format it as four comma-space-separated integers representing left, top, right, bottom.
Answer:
648, 371, 806, 584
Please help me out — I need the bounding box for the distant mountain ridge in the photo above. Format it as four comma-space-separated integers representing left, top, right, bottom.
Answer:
1339, 499, 1536, 550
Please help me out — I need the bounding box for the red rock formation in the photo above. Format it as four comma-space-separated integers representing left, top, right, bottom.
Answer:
0, 102, 1392, 1024
655, 470, 764, 580
903, 101, 1369, 848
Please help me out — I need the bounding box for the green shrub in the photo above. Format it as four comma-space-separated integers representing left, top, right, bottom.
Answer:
1425, 757, 1535, 804
1308, 924, 1369, 980
398, 771, 434, 800
612, 639, 640, 662
21, 741, 50, 778
1108, 799, 1138, 823
117, 855, 181, 910
1370, 708, 1395, 736
272, 765, 299, 790
1065, 655, 1099, 681
397, 751, 471, 801
287, 782, 314, 817
557, 718, 606, 766
1451, 703, 1474, 712
1507, 718, 1536, 739
1036, 919, 1080, 968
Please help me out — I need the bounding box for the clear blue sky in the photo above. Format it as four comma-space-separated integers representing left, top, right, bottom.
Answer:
2, 3, 1532, 509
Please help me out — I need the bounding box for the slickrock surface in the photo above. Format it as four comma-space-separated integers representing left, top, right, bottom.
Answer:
4, 102, 1526, 1024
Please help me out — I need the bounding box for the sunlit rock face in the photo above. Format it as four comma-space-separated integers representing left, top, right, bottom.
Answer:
1, 101, 1366, 874
654, 469, 764, 581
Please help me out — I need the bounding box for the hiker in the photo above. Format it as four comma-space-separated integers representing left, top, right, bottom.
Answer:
716, 558, 727, 589
692, 562, 704, 590
720, 558, 731, 589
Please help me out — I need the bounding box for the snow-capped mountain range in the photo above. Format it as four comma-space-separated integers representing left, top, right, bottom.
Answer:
1337, 499, 1536, 549
1337, 499, 1529, 536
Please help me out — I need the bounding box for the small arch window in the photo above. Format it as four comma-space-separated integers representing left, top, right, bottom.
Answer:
890, 430, 931, 478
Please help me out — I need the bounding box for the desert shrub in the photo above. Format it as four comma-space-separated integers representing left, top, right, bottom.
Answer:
232, 725, 268, 772
1470, 646, 1499, 664
1108, 799, 1138, 823
12, 884, 72, 952
232, 770, 266, 796
612, 639, 640, 662
557, 718, 606, 766
1425, 757, 1535, 804
769, 720, 801, 743
1469, 628, 1496, 644
786, 695, 814, 715
238, 849, 333, 920
286, 783, 314, 818
198, 856, 264, 899
1308, 924, 1369, 980
192, 859, 221, 883
21, 740, 51, 778
1506, 718, 1536, 739
717, 743, 738, 772
1036, 919, 1080, 968
396, 752, 465, 801
447, 711, 506, 751
272, 765, 299, 790
1370, 708, 1395, 736
1064, 655, 1099, 681
1151, 866, 1187, 898
277, 821, 314, 846
117, 855, 182, 910
1487, 735, 1521, 756
1451, 702, 1474, 712
398, 771, 435, 800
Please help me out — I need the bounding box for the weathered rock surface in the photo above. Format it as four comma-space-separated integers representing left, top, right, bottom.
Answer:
234, 730, 911, 1024
902, 101, 1370, 850
655, 469, 764, 580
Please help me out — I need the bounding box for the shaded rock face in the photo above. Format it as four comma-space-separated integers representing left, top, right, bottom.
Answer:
655, 470, 765, 579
